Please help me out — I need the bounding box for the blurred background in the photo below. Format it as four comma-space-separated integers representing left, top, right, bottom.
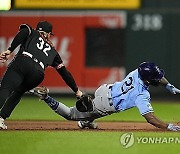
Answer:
1, 0, 180, 98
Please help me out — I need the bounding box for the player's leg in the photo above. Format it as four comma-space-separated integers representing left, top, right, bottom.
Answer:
0, 67, 24, 129
0, 67, 23, 109
72, 85, 111, 129
0, 67, 44, 119
93, 84, 116, 115
31, 87, 100, 121
44, 96, 72, 120
0, 67, 44, 129
29, 86, 72, 120
77, 84, 116, 129
38, 95, 96, 122
0, 91, 23, 120
45, 95, 100, 129
44, 96, 99, 129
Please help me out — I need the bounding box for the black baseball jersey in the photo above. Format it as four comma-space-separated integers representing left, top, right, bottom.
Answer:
7, 23, 78, 93
0, 22, 79, 120
19, 24, 63, 69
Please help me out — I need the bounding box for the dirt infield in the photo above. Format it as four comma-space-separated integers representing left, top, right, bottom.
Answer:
4, 121, 164, 132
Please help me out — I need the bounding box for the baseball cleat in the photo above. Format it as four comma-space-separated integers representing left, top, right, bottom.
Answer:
77, 121, 98, 129
29, 86, 49, 100
0, 117, 7, 130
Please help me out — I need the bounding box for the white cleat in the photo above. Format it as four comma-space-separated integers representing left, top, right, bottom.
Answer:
0, 117, 7, 130
77, 121, 98, 129
29, 86, 49, 100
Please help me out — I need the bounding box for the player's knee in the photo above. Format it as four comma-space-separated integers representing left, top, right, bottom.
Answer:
55, 111, 72, 120
64, 114, 72, 120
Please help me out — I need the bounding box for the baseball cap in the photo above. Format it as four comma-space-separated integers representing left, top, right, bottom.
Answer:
36, 21, 54, 35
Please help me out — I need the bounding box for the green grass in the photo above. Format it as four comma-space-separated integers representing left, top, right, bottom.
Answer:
9, 96, 180, 122
0, 131, 179, 154
1, 96, 180, 154
9, 96, 73, 120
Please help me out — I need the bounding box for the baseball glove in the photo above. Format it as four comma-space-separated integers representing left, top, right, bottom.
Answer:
76, 94, 93, 112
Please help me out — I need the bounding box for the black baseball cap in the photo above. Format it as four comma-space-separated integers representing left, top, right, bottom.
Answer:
36, 21, 54, 35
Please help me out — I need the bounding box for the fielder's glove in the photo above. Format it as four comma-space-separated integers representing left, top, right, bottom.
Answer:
76, 94, 93, 112
167, 123, 180, 131
166, 83, 180, 94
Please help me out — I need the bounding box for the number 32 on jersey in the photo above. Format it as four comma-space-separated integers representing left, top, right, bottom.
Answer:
36, 37, 51, 56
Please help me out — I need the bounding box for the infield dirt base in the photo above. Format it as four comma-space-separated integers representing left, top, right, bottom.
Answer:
4, 121, 165, 132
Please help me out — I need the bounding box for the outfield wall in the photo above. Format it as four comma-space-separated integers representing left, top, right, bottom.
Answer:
0, 11, 126, 93
0, 10, 180, 95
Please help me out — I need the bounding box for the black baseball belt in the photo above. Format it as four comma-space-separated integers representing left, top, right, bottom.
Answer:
22, 51, 45, 70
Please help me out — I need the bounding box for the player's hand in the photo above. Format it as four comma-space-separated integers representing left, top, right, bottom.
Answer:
167, 123, 180, 131
0, 50, 11, 63
165, 83, 180, 94
76, 89, 83, 98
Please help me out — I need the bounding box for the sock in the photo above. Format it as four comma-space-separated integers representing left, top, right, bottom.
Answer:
44, 96, 59, 111
44, 96, 71, 120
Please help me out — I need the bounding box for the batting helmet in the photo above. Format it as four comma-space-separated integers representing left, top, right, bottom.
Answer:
138, 62, 165, 86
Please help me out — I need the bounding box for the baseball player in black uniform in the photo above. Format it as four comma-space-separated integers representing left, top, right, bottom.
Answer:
0, 21, 82, 129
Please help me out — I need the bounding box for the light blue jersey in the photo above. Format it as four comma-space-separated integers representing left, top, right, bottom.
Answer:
111, 69, 154, 115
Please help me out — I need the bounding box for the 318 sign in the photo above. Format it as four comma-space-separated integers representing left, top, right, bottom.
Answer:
131, 14, 163, 31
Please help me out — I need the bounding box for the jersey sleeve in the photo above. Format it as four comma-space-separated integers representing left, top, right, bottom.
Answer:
51, 53, 64, 68
135, 93, 154, 115
8, 27, 30, 52
19, 24, 32, 35
56, 66, 78, 93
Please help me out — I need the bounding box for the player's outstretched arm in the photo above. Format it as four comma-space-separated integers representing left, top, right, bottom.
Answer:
143, 112, 168, 129
56, 66, 79, 93
0, 28, 30, 64
143, 112, 180, 131
160, 77, 180, 94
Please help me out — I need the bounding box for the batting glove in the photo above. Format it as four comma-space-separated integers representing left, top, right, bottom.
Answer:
167, 123, 180, 131
166, 83, 180, 94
